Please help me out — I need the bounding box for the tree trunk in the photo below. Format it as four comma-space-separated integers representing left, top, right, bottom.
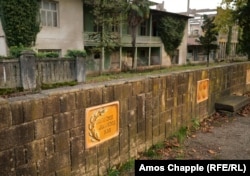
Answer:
131, 26, 137, 69
206, 50, 210, 67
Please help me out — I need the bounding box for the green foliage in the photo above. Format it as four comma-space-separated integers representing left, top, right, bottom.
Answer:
158, 15, 186, 59
126, 0, 153, 69
197, 15, 218, 66
36, 52, 59, 59
144, 142, 165, 158
235, 0, 250, 60
9, 45, 33, 58
107, 168, 120, 176
0, 0, 40, 47
41, 81, 77, 90
174, 126, 188, 144
65, 50, 87, 58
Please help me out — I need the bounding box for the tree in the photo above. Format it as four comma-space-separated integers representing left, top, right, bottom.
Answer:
0, 0, 40, 48
197, 15, 218, 67
126, 0, 152, 69
235, 0, 250, 60
158, 15, 186, 62
84, 0, 126, 73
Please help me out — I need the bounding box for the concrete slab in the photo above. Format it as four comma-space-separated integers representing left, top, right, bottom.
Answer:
215, 95, 250, 113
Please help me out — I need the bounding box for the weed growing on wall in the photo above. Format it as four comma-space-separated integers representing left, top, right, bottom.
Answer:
0, 0, 40, 48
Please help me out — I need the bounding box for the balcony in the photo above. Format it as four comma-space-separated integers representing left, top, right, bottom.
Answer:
84, 32, 162, 47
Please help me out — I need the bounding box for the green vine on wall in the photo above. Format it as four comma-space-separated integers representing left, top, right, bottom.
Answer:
0, 0, 40, 48
158, 15, 186, 59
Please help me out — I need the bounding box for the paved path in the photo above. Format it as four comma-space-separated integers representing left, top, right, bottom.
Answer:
183, 114, 250, 159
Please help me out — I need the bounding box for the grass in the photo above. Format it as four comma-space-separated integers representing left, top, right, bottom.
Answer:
85, 62, 223, 84
107, 159, 135, 176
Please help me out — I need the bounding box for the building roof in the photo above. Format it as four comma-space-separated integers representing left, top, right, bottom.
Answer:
150, 9, 192, 19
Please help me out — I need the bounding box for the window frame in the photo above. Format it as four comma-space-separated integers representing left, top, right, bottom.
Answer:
40, 0, 59, 27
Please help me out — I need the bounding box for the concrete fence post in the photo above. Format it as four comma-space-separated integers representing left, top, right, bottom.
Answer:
76, 56, 86, 83
20, 50, 37, 90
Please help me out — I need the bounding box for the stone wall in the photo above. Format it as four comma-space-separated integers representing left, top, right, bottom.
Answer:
0, 63, 250, 175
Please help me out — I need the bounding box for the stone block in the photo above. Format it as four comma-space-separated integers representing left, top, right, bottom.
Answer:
54, 131, 70, 152
10, 101, 24, 125
89, 88, 103, 106
0, 98, 11, 129
0, 149, 15, 175
53, 112, 75, 133
23, 99, 44, 122
37, 151, 70, 174
16, 163, 37, 176
75, 91, 90, 110
132, 81, 144, 95
60, 93, 76, 113
44, 136, 55, 156
56, 167, 71, 176
71, 136, 85, 170
102, 86, 114, 103
35, 117, 53, 139
44, 95, 60, 116
70, 126, 84, 138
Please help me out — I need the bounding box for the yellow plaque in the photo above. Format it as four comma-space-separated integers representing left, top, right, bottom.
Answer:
197, 79, 209, 103
246, 69, 250, 84
85, 101, 119, 149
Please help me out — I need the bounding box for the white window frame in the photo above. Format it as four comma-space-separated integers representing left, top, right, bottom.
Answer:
40, 0, 59, 27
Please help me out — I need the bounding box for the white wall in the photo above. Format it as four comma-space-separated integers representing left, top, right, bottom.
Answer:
0, 20, 7, 56
35, 0, 84, 56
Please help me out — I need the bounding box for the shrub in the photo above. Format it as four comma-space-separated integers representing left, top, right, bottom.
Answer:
36, 52, 59, 59
9, 45, 33, 58
65, 49, 87, 58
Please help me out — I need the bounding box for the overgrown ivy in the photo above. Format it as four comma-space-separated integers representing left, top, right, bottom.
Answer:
158, 15, 186, 59
0, 0, 40, 47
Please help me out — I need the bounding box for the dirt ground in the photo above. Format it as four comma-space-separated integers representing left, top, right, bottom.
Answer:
164, 104, 250, 160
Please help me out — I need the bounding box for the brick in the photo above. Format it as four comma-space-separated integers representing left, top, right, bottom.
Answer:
35, 117, 53, 139
23, 99, 44, 122
60, 93, 76, 112
54, 131, 70, 152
